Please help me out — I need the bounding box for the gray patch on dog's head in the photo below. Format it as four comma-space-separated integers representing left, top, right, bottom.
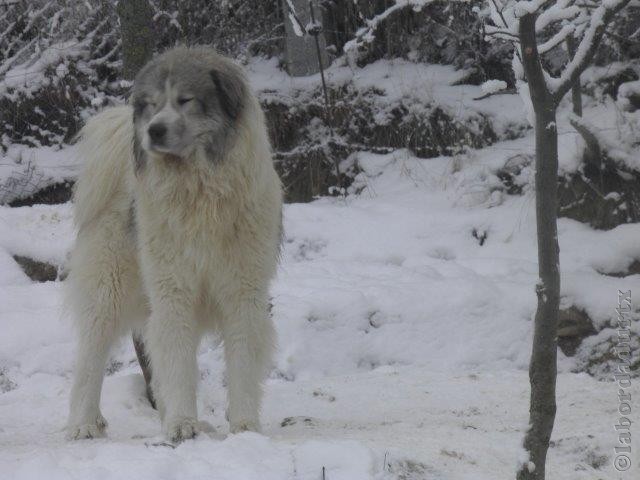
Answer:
132, 132, 146, 173
129, 46, 249, 166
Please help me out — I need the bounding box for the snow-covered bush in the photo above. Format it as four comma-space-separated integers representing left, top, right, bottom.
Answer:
0, 1, 121, 150
264, 82, 506, 202
335, 0, 515, 84
151, 0, 282, 58
0, 0, 283, 153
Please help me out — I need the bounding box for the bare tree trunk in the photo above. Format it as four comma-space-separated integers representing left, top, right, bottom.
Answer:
514, 3, 631, 478
517, 13, 560, 480
117, 0, 156, 407
117, 0, 154, 81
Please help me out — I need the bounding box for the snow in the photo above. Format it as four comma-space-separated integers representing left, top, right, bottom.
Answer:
480, 79, 507, 95
618, 79, 640, 111
247, 57, 529, 137
285, 0, 304, 37
1, 45, 639, 480
1, 137, 639, 478
0, 145, 79, 205
0, 40, 81, 93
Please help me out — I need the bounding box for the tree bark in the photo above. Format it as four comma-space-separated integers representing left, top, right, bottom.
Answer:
517, 12, 560, 480
565, 36, 582, 117
117, 0, 154, 81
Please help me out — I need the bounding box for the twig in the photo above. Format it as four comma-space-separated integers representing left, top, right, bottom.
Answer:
488, 0, 522, 63
308, 2, 329, 110
308, 1, 342, 189
472, 87, 517, 101
604, 28, 640, 45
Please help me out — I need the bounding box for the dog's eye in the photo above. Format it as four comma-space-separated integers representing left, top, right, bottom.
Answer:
134, 99, 155, 111
177, 97, 194, 106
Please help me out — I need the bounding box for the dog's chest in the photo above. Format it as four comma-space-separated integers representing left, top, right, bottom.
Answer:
138, 191, 242, 265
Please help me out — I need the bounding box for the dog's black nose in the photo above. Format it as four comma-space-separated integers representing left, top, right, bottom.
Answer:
148, 123, 167, 143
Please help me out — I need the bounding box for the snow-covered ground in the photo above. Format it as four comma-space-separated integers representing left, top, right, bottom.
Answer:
1, 151, 638, 479
1, 60, 639, 479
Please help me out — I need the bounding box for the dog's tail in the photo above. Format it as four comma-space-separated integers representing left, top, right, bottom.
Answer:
73, 105, 134, 228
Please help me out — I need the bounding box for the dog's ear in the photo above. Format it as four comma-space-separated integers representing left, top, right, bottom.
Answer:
210, 68, 245, 121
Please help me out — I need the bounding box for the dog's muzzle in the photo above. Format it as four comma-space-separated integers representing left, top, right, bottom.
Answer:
148, 123, 167, 147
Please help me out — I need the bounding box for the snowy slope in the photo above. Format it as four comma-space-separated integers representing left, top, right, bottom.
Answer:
1, 144, 639, 479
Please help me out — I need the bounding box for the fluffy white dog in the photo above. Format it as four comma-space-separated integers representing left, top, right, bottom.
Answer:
66, 47, 282, 442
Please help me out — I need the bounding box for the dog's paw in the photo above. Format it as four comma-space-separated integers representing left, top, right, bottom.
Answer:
229, 419, 261, 434
66, 413, 108, 440
164, 417, 198, 443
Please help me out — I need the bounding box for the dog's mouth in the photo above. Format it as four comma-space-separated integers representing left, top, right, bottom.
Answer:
145, 146, 184, 164
146, 143, 185, 161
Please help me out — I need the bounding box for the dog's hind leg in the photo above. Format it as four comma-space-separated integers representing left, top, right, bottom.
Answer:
66, 217, 138, 440
220, 293, 275, 434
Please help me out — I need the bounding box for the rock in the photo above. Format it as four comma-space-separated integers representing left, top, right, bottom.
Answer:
0, 369, 17, 393
602, 67, 638, 100
557, 306, 596, 357
8, 180, 74, 207
12, 255, 59, 282
599, 259, 640, 278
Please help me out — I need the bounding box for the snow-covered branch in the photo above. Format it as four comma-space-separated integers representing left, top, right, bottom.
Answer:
550, 0, 633, 102
485, 0, 632, 107
538, 22, 575, 53
343, 0, 466, 60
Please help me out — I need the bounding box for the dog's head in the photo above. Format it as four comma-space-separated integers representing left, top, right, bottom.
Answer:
130, 47, 248, 168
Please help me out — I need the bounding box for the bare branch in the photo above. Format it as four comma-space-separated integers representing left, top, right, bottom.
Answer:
485, 27, 521, 40
604, 27, 640, 45
488, 0, 523, 62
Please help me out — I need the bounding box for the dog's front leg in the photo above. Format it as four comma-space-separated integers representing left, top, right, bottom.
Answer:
221, 294, 275, 434
145, 289, 199, 443
67, 318, 115, 440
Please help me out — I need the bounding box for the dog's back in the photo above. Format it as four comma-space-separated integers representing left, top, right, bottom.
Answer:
73, 106, 134, 230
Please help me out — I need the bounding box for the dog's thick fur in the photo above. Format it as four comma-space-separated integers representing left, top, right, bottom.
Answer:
66, 47, 282, 442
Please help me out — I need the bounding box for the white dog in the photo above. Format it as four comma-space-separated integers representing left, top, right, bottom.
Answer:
66, 47, 282, 442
